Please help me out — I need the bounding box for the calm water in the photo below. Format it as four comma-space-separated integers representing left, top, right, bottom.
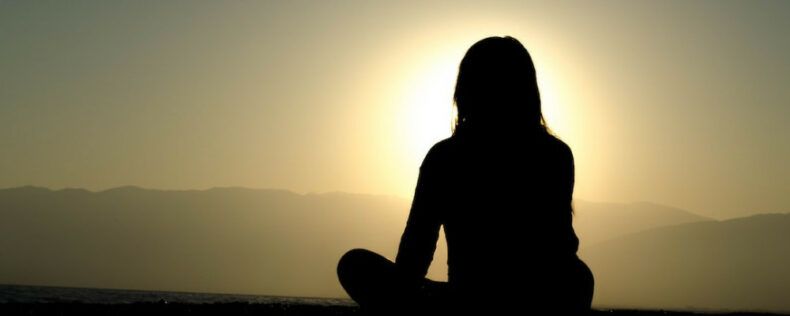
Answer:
0, 284, 354, 306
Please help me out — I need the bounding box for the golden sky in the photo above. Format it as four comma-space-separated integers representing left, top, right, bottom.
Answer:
1, 0, 788, 218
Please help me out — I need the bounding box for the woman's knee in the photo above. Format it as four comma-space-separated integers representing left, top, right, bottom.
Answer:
338, 249, 370, 279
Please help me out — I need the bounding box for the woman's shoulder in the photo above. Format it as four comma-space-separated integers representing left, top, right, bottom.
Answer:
545, 134, 573, 160
542, 135, 575, 183
430, 136, 458, 153
421, 133, 573, 166
421, 137, 457, 168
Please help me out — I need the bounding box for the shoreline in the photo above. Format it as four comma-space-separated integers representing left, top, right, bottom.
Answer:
1, 302, 786, 316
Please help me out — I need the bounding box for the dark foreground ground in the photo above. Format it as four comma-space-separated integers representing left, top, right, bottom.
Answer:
1, 303, 785, 316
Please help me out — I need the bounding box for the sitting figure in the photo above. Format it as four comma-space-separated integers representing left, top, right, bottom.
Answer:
338, 36, 594, 315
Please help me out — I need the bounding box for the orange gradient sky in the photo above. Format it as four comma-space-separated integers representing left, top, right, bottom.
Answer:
1, 1, 788, 219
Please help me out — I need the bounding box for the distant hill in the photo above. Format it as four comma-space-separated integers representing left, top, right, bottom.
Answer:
580, 213, 790, 313
573, 200, 713, 247
1, 186, 785, 312
0, 186, 413, 298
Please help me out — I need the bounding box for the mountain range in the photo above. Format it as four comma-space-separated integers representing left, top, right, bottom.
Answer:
0, 186, 787, 312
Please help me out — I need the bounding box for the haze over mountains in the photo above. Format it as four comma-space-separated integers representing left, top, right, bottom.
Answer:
1, 186, 787, 312
572, 200, 714, 246
581, 213, 790, 312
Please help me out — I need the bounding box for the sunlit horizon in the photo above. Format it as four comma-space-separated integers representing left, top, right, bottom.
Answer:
2, 1, 788, 220
2, 1, 790, 312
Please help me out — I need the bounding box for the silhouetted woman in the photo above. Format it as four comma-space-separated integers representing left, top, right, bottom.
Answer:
337, 36, 594, 314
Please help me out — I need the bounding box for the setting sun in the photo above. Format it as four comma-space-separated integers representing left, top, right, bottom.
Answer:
2, 1, 789, 313
396, 53, 457, 165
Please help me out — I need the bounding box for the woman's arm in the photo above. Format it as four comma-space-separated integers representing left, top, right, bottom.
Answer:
395, 148, 443, 282
558, 140, 580, 254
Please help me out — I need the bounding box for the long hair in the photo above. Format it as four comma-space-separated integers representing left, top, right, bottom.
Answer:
452, 36, 550, 136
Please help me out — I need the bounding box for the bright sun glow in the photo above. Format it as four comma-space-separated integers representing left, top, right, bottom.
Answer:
396, 55, 458, 165
396, 53, 570, 162
535, 63, 569, 138
385, 36, 577, 198
399, 47, 570, 160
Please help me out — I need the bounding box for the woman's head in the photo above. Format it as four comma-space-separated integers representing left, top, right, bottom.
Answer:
453, 36, 548, 136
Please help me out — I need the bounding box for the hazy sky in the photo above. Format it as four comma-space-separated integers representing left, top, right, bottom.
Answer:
1, 0, 788, 219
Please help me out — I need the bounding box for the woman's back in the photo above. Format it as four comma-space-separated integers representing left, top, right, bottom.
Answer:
396, 130, 580, 302
337, 36, 593, 314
